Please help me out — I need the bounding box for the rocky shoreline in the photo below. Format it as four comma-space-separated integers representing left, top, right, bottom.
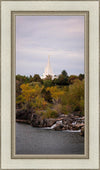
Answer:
16, 109, 84, 136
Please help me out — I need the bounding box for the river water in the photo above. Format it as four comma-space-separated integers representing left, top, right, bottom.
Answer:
16, 123, 84, 154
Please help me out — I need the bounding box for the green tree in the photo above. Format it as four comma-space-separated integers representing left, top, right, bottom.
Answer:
68, 75, 78, 84
62, 70, 68, 77
52, 78, 59, 86
55, 70, 69, 85
33, 74, 43, 83
79, 74, 84, 80
45, 75, 52, 80
43, 79, 53, 87
57, 74, 69, 85
41, 88, 52, 103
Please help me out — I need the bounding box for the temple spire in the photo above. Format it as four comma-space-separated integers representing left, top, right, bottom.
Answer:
42, 55, 54, 79
48, 55, 50, 63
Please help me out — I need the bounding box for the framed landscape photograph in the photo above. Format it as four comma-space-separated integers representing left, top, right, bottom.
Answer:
0, 0, 100, 170
15, 13, 86, 157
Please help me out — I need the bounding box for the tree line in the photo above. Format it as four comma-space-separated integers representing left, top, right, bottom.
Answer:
16, 70, 84, 87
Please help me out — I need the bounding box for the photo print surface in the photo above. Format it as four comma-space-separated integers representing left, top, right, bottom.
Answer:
16, 15, 85, 155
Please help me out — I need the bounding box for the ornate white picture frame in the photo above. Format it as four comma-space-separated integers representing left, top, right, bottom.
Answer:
0, 0, 99, 170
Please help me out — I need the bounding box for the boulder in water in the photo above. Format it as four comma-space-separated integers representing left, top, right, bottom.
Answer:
31, 113, 43, 127
54, 124, 64, 131
45, 118, 56, 127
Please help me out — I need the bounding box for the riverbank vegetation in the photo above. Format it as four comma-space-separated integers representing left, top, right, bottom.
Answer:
16, 70, 84, 119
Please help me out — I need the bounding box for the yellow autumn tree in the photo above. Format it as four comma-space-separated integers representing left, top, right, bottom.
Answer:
19, 83, 47, 110
47, 86, 65, 103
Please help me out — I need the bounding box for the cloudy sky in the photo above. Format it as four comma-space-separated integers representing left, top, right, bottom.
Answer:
16, 16, 84, 77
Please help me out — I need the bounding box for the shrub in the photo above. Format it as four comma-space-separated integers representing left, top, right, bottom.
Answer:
53, 104, 62, 114
42, 109, 58, 119
50, 110, 58, 118
43, 79, 53, 87
66, 79, 84, 116
62, 105, 71, 114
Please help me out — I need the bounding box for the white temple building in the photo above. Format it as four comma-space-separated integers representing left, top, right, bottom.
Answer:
41, 56, 57, 79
